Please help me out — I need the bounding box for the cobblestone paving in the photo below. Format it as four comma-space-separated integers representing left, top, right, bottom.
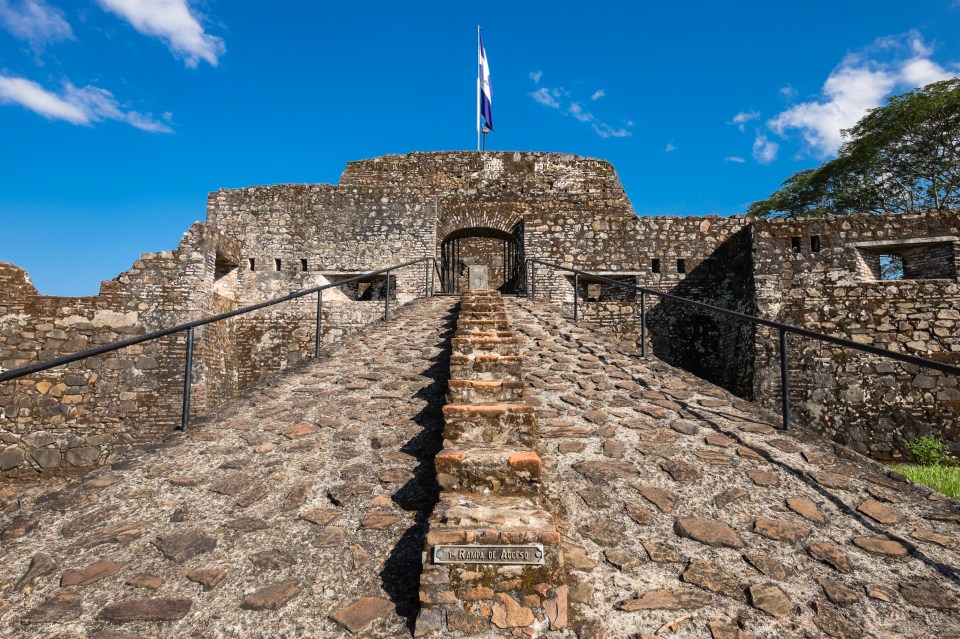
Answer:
510, 299, 960, 639
1, 296, 958, 638
0, 297, 457, 638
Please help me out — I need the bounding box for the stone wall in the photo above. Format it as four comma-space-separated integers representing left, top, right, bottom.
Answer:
751, 211, 960, 458
2, 151, 958, 472
0, 224, 217, 476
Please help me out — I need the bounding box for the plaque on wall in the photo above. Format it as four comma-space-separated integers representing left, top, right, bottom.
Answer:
433, 544, 545, 565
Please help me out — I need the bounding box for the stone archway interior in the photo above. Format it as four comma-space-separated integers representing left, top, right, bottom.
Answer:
440, 226, 522, 294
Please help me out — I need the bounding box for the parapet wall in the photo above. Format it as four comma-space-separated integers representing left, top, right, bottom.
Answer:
751, 211, 960, 457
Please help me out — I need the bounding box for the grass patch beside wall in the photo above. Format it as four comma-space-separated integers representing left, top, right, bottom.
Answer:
888, 464, 960, 499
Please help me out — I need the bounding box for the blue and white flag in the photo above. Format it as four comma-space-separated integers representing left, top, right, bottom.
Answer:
478, 29, 493, 132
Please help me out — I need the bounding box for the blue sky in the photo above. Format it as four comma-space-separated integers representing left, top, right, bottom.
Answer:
1, 1, 958, 295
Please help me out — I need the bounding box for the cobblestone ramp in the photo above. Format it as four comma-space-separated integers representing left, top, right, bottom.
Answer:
508, 298, 959, 639
2, 296, 959, 639
0, 297, 458, 638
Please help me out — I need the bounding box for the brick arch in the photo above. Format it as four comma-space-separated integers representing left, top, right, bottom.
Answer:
436, 204, 523, 242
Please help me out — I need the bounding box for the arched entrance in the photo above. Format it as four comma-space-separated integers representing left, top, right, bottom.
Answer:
439, 226, 522, 294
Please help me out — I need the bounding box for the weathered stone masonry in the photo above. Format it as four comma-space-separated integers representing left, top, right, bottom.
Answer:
2, 151, 958, 475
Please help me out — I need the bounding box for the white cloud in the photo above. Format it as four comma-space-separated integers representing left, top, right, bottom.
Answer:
752, 133, 778, 164
0, 73, 173, 132
593, 123, 631, 138
96, 0, 225, 68
529, 70, 542, 84
730, 109, 759, 132
0, 0, 73, 56
779, 84, 798, 100
530, 82, 630, 139
0, 74, 86, 122
530, 87, 560, 109
725, 156, 746, 163
591, 89, 605, 100
768, 32, 958, 158
664, 140, 676, 152
568, 102, 593, 122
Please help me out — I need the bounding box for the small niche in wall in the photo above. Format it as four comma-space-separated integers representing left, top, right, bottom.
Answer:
677, 259, 686, 274
275, 258, 282, 271
791, 236, 802, 253
811, 235, 821, 253
301, 258, 308, 272
248, 258, 256, 271
214, 253, 238, 281
652, 259, 661, 274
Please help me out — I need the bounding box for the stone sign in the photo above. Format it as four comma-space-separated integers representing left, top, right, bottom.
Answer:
433, 544, 545, 565
467, 265, 488, 290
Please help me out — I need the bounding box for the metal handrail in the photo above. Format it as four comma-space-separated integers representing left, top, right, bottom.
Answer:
526, 258, 960, 429
0, 257, 436, 429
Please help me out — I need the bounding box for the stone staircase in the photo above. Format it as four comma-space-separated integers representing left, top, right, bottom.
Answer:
0, 296, 958, 639
416, 291, 568, 636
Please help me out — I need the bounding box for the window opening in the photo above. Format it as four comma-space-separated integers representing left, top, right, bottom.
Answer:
791, 236, 802, 253
811, 235, 821, 253
300, 258, 308, 272
651, 259, 661, 274
248, 258, 255, 271
275, 259, 282, 271
677, 259, 686, 274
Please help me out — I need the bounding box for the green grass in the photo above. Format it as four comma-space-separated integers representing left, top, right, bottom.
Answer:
888, 463, 960, 499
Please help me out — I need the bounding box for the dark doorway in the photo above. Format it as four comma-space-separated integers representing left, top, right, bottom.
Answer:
439, 226, 522, 294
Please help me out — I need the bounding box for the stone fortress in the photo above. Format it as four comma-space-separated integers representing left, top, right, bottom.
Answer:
2, 151, 957, 472
0, 152, 958, 638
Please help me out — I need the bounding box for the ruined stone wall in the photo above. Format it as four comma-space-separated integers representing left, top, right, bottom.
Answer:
0, 224, 219, 475
751, 211, 960, 458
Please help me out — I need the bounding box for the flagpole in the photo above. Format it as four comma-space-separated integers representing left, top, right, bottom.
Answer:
476, 25, 481, 153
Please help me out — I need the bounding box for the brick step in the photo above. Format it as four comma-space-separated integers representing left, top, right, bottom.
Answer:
442, 403, 535, 446
447, 379, 524, 403
435, 443, 541, 494
456, 318, 513, 331
459, 309, 509, 319
451, 336, 521, 356
453, 329, 517, 340
417, 493, 567, 636
460, 303, 506, 314
449, 353, 523, 382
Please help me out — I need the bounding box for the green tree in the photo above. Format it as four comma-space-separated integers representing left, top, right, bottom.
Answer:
749, 79, 960, 218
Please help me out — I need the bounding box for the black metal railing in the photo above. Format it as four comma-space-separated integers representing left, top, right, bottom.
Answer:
0, 257, 436, 430
525, 258, 960, 430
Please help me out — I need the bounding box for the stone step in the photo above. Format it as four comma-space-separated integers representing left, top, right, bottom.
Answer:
451, 336, 521, 356
417, 493, 567, 636
446, 379, 524, 403
442, 403, 536, 446
435, 443, 541, 494
460, 303, 506, 314
459, 310, 509, 320
453, 329, 517, 340
449, 354, 523, 382
456, 318, 513, 331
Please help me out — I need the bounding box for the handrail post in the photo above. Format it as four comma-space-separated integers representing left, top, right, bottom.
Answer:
531, 262, 536, 300
640, 291, 647, 358
180, 327, 194, 431
314, 290, 323, 357
423, 258, 429, 298
779, 329, 791, 430
384, 269, 391, 320
573, 273, 579, 323
430, 258, 436, 297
